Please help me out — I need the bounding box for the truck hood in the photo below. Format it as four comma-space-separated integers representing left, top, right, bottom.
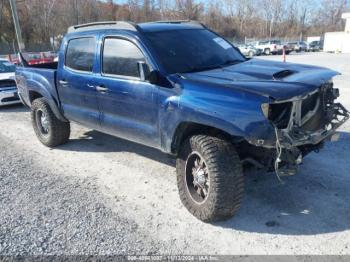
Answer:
0, 72, 15, 81
181, 59, 339, 101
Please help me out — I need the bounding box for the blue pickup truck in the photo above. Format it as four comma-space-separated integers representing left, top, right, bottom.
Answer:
15, 21, 349, 222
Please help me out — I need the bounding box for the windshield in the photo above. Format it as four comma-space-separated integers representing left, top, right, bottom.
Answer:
0, 61, 15, 73
144, 29, 245, 74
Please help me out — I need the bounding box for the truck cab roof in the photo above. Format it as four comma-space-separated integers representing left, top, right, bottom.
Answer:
67, 20, 204, 36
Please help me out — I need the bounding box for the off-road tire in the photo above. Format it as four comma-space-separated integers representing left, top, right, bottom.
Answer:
176, 135, 244, 222
31, 98, 70, 147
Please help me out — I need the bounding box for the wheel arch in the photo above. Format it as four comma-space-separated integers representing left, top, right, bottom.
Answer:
170, 122, 244, 155
28, 90, 43, 104
28, 89, 67, 122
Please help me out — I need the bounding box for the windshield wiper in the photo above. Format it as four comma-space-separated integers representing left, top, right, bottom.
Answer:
219, 59, 244, 68
183, 59, 244, 74
184, 64, 223, 73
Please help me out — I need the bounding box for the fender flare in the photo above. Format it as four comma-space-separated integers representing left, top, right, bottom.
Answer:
27, 85, 67, 122
161, 115, 246, 154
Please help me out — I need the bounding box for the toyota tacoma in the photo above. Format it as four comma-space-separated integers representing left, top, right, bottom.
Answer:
15, 21, 349, 222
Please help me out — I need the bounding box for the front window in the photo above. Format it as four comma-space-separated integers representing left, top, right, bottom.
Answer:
102, 38, 146, 78
0, 61, 15, 73
144, 29, 245, 74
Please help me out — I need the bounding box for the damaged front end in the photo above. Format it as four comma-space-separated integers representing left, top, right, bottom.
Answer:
261, 81, 349, 178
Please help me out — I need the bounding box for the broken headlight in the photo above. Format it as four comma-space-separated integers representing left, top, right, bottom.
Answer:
261, 102, 293, 129
261, 103, 269, 118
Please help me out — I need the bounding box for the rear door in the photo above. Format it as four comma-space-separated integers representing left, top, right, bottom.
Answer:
57, 36, 100, 129
93, 35, 160, 148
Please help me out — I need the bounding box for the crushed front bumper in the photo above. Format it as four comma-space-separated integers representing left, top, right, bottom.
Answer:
277, 102, 349, 149
0, 87, 21, 106
266, 82, 349, 177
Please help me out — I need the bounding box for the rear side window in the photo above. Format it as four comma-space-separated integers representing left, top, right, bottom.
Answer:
102, 38, 145, 78
65, 37, 95, 72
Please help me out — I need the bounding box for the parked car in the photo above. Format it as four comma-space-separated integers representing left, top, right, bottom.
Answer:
307, 41, 321, 52
287, 41, 307, 52
238, 44, 262, 57
24, 53, 55, 65
0, 59, 21, 106
282, 42, 293, 54
8, 52, 55, 65
255, 40, 283, 55
16, 21, 349, 222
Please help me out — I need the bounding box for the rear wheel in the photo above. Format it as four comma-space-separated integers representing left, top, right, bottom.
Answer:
31, 98, 70, 147
264, 48, 271, 55
176, 135, 244, 222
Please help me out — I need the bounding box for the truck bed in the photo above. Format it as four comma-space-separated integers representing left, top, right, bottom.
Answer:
15, 63, 60, 108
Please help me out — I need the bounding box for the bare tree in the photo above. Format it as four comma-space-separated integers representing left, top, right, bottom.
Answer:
175, 0, 204, 20
1, 0, 350, 54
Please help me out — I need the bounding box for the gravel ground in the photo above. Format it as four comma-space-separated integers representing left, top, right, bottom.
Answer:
0, 133, 160, 255
0, 52, 350, 255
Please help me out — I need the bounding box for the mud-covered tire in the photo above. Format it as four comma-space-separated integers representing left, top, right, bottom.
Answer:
31, 98, 70, 147
176, 135, 244, 222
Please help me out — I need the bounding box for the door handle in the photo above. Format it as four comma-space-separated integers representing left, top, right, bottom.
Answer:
59, 80, 68, 85
96, 85, 109, 93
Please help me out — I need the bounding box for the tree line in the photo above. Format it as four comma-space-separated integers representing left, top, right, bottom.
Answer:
0, 0, 349, 54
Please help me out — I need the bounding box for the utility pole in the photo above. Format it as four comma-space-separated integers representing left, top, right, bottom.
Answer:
9, 0, 25, 51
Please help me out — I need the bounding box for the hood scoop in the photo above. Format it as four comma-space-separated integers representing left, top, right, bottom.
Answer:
273, 70, 296, 80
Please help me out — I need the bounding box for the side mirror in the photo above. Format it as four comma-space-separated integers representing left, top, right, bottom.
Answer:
137, 61, 150, 81
137, 61, 171, 88
148, 70, 173, 88
147, 70, 162, 85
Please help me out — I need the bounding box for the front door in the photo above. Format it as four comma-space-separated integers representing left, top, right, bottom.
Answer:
57, 36, 100, 129
94, 36, 159, 148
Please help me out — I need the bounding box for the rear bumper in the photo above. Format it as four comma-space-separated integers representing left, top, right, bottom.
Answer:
0, 87, 21, 106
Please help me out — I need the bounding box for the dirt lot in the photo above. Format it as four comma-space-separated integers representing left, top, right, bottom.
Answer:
0, 52, 350, 255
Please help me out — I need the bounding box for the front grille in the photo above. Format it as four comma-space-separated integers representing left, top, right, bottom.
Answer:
1, 95, 19, 103
269, 83, 341, 133
301, 88, 329, 132
0, 79, 16, 89
301, 104, 326, 131
301, 92, 319, 119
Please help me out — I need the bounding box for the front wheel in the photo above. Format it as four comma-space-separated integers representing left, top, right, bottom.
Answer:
31, 98, 70, 147
176, 135, 244, 222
